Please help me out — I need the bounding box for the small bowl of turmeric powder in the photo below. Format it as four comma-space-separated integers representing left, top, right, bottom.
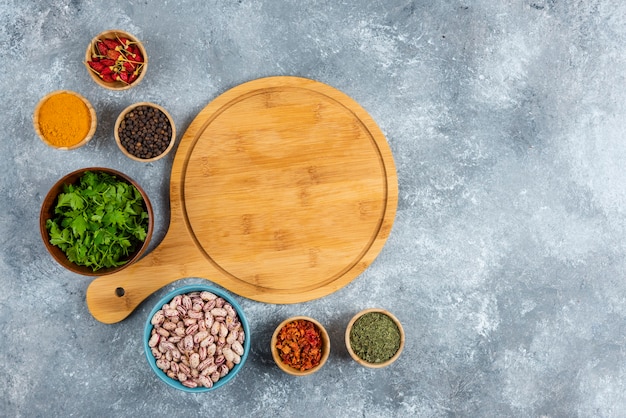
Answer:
33, 90, 97, 150
345, 308, 405, 368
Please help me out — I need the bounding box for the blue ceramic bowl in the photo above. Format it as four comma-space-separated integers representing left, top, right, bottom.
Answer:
143, 284, 250, 392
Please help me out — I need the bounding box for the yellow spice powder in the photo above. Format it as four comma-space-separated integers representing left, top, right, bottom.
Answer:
38, 93, 91, 147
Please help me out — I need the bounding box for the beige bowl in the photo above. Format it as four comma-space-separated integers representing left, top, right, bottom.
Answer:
85, 29, 148, 90
114, 102, 176, 162
33, 90, 97, 150
271, 316, 330, 376
345, 308, 405, 368
39, 167, 154, 276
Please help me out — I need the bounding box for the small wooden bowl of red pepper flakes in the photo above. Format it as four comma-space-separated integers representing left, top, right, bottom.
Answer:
84, 29, 148, 91
271, 316, 330, 376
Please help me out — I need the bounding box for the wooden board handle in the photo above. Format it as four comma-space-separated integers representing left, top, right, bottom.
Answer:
85, 229, 205, 324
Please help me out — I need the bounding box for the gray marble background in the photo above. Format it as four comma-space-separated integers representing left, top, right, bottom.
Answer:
2, 0, 626, 416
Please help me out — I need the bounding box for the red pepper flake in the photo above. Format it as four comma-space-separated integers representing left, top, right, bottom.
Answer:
275, 319, 323, 371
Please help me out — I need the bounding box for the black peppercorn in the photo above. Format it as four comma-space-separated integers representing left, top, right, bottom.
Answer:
119, 105, 172, 159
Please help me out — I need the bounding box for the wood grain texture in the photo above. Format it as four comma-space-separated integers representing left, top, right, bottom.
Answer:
86, 76, 397, 324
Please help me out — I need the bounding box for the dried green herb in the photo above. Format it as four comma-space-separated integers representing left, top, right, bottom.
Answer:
349, 312, 401, 363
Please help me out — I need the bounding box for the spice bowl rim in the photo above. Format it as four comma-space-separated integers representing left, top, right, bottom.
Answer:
344, 308, 405, 369
84, 29, 148, 91
270, 315, 331, 376
143, 284, 251, 393
33, 90, 97, 150
39, 167, 154, 276
114, 101, 177, 163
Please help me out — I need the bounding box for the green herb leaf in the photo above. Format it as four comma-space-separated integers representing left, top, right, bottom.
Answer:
70, 216, 88, 237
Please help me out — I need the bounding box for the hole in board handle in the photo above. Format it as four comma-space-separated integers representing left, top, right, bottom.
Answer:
115, 287, 125, 297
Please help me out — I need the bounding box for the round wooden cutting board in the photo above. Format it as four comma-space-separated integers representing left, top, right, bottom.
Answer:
86, 76, 398, 324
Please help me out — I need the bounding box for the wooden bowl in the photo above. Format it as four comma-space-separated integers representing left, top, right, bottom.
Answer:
84, 29, 148, 90
345, 308, 405, 368
33, 90, 97, 150
114, 102, 177, 162
271, 316, 330, 376
39, 167, 154, 276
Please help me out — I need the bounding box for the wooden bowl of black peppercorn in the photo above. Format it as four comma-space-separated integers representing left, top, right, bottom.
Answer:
115, 102, 176, 162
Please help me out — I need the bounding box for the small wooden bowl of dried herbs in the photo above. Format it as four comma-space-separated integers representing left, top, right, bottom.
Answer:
114, 102, 176, 162
271, 316, 330, 376
85, 30, 148, 90
39, 168, 153, 276
345, 308, 405, 368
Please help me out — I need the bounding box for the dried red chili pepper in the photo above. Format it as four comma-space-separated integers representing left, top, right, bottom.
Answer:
103, 38, 121, 51
122, 61, 135, 72
127, 71, 138, 84
127, 45, 144, 62
106, 49, 122, 61
95, 41, 108, 55
88, 61, 106, 72
275, 319, 323, 371
117, 37, 133, 47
